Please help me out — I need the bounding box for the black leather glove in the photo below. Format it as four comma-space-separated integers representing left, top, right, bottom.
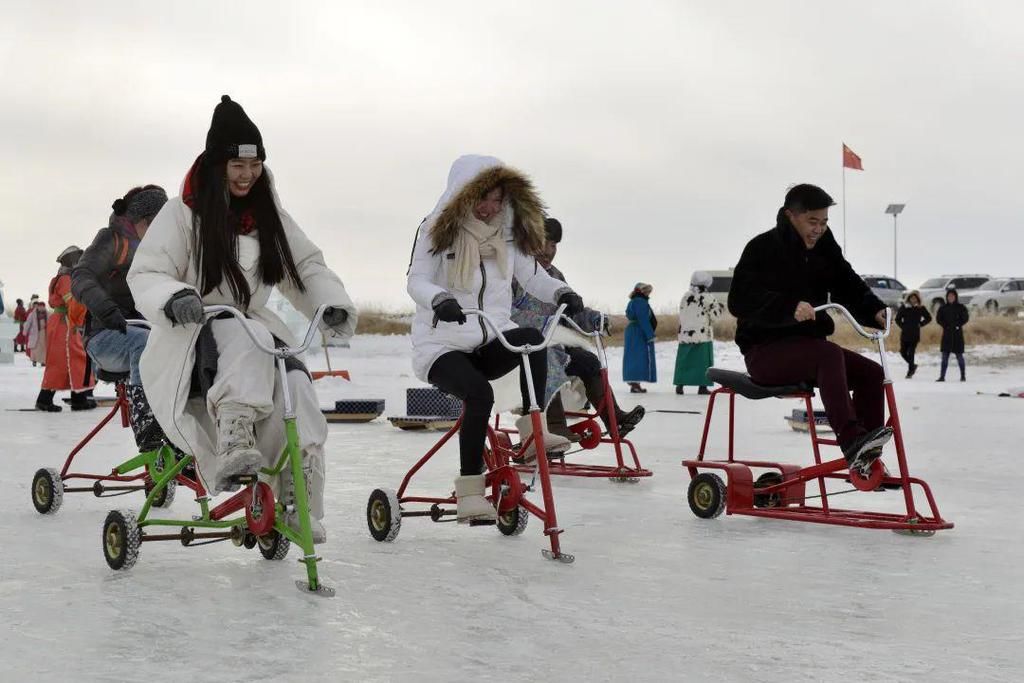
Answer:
99, 306, 128, 334
165, 290, 204, 325
322, 306, 349, 330
557, 291, 584, 317
433, 298, 466, 325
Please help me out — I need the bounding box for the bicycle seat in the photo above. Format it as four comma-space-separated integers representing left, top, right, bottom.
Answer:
707, 369, 813, 400
95, 369, 130, 384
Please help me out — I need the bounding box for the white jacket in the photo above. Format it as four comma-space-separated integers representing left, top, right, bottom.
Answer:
407, 155, 569, 381
128, 167, 357, 466
678, 289, 724, 344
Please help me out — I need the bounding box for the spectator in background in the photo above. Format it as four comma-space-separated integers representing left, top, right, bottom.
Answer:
13, 298, 29, 352
936, 288, 969, 382
24, 296, 47, 366
37, 247, 96, 411
895, 290, 930, 379
674, 271, 724, 395
623, 282, 657, 393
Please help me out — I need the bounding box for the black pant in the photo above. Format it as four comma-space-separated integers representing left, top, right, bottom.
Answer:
899, 338, 918, 369
428, 328, 547, 475
940, 352, 966, 379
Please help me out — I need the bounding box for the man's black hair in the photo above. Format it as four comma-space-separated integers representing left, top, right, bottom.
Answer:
784, 184, 836, 214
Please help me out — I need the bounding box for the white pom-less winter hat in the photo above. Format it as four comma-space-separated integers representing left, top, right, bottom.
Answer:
690, 271, 712, 288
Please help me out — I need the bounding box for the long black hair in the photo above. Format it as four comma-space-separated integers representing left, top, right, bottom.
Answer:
191, 162, 305, 308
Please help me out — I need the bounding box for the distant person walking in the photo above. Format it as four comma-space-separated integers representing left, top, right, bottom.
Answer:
623, 282, 657, 393
895, 290, 931, 378
13, 298, 29, 352
936, 288, 969, 382
673, 271, 724, 395
24, 296, 47, 366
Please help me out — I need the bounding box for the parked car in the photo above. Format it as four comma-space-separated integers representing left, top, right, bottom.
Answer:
860, 275, 907, 309
962, 278, 1024, 315
917, 274, 991, 313
703, 269, 734, 308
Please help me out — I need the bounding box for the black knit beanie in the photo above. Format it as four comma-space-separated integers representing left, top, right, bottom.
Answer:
204, 95, 265, 166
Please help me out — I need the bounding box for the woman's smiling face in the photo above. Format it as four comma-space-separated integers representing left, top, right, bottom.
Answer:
226, 158, 263, 197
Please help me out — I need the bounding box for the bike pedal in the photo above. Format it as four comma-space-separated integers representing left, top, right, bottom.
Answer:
468, 519, 497, 527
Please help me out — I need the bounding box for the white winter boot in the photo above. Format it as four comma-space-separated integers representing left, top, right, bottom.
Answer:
454, 474, 497, 523
285, 510, 327, 544
515, 413, 571, 463
213, 404, 263, 493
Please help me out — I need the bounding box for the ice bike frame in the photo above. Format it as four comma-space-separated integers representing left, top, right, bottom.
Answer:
495, 314, 651, 481
682, 304, 953, 535
366, 306, 575, 563
101, 304, 338, 596
30, 321, 192, 516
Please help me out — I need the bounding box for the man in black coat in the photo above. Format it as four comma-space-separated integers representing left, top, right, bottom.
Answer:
728, 184, 891, 472
71, 185, 169, 451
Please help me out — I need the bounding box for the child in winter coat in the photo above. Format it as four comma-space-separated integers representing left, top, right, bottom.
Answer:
407, 155, 584, 523
128, 95, 358, 543
894, 290, 931, 378
24, 297, 47, 366
623, 283, 657, 393
72, 185, 169, 451
936, 288, 969, 382
673, 271, 724, 395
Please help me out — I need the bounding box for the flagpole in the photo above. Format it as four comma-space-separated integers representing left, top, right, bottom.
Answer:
842, 158, 847, 255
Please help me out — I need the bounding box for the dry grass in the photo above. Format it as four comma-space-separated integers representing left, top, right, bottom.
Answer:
353, 306, 1024, 350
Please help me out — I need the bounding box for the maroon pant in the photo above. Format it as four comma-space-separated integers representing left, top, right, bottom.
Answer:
744, 337, 884, 447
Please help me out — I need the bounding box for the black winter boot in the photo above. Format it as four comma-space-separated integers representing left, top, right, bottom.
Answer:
126, 384, 167, 451
35, 389, 61, 412
70, 391, 97, 411
584, 374, 645, 437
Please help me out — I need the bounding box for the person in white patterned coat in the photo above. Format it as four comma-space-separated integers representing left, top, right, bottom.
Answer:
673, 271, 724, 395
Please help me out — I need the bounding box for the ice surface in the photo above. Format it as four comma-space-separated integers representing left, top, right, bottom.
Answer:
1, 338, 1022, 682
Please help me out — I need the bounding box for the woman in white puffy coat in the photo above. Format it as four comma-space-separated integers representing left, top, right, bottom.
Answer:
128, 96, 357, 543
407, 155, 584, 522
673, 271, 724, 395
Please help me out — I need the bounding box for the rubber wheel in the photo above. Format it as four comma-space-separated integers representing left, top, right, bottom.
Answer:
257, 530, 291, 560
753, 472, 784, 508
32, 468, 64, 515
687, 472, 726, 519
367, 488, 402, 542
496, 505, 529, 536
103, 509, 141, 570
150, 479, 177, 508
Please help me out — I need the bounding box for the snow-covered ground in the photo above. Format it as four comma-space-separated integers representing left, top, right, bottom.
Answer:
2, 337, 1022, 682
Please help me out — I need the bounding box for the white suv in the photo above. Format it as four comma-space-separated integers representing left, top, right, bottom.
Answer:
962, 278, 1024, 315
917, 274, 991, 313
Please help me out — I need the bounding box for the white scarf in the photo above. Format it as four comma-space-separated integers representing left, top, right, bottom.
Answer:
448, 214, 508, 291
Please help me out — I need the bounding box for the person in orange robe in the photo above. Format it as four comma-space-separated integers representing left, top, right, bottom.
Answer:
37, 246, 96, 411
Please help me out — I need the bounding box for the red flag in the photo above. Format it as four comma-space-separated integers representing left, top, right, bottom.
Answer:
842, 143, 864, 171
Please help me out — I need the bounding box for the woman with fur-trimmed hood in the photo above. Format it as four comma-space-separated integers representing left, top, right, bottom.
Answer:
407, 155, 585, 523
128, 96, 358, 544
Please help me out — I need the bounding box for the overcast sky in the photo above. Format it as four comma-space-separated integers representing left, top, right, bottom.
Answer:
1, 1, 1021, 314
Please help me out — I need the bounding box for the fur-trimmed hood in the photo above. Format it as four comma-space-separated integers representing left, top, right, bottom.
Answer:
426, 155, 546, 255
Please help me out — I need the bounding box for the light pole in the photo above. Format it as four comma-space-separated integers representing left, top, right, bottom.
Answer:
885, 204, 906, 279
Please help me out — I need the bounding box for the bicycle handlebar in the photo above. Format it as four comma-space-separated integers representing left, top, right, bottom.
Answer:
202, 304, 331, 358
814, 303, 891, 340
461, 304, 570, 354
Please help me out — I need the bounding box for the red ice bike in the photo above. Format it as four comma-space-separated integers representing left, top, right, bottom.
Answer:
31, 321, 188, 516
495, 314, 652, 482
366, 306, 576, 563
682, 303, 953, 536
